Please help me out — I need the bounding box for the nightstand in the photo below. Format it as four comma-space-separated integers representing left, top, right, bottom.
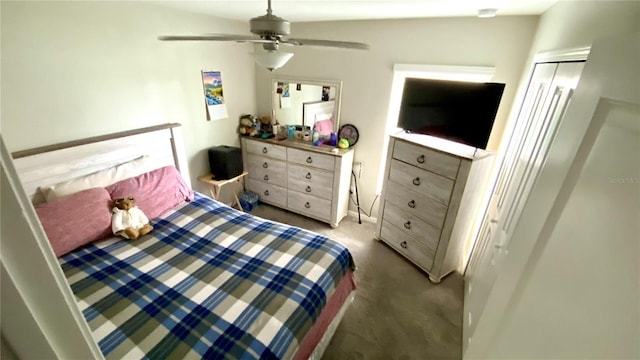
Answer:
197, 171, 248, 211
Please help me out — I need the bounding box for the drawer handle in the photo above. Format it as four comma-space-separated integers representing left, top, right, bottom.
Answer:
417, 155, 425, 164
305, 202, 311, 208
263, 162, 268, 169
305, 172, 312, 179
404, 221, 411, 230
264, 190, 269, 196
412, 177, 421, 186
400, 241, 407, 249
306, 156, 313, 164
306, 186, 312, 193
262, 147, 268, 154
408, 200, 416, 208
263, 175, 269, 181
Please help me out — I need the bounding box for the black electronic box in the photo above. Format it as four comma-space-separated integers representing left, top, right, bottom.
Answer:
208, 145, 243, 180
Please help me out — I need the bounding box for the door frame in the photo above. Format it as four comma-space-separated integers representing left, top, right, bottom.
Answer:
1, 138, 104, 359
533, 45, 591, 63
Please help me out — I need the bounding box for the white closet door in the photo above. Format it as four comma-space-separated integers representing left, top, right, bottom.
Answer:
497, 61, 584, 250
464, 63, 557, 344
493, 63, 559, 212
463, 61, 585, 350
467, 63, 557, 280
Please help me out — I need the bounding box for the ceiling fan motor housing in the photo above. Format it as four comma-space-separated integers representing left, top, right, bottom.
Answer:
250, 14, 290, 38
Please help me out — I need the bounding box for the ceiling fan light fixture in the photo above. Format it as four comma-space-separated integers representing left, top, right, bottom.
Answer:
254, 51, 294, 71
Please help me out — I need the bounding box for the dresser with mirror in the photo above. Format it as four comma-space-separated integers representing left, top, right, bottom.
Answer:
244, 76, 353, 227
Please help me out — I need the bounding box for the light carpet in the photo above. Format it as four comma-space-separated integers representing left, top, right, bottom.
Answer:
250, 204, 463, 360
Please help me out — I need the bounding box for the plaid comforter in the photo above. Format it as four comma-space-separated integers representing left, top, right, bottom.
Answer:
60, 195, 354, 360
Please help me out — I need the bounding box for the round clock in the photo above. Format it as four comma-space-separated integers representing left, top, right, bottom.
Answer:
338, 124, 359, 146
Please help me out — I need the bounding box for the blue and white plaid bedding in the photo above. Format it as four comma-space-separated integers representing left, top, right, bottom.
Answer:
60, 194, 354, 360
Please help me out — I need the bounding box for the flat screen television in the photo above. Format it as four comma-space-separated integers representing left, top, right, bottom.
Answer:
397, 78, 506, 149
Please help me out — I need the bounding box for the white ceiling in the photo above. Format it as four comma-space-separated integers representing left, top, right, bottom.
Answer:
153, 0, 559, 23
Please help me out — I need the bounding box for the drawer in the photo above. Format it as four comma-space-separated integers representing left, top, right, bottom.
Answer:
382, 201, 441, 251
381, 221, 434, 271
287, 164, 334, 200
393, 140, 460, 180
247, 155, 287, 185
385, 180, 448, 229
287, 191, 331, 221
389, 159, 453, 206
244, 139, 286, 160
247, 179, 286, 207
287, 148, 335, 171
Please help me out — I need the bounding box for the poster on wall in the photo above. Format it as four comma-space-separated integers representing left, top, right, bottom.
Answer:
277, 82, 291, 108
201, 70, 228, 121
322, 86, 330, 101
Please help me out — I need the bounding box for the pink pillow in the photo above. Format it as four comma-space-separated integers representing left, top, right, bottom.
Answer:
35, 187, 113, 257
315, 119, 333, 136
105, 166, 193, 220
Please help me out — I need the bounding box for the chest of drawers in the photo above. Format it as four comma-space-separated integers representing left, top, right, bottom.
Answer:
241, 137, 354, 227
376, 133, 494, 283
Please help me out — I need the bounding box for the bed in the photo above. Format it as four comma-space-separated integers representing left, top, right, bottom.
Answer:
13, 123, 356, 360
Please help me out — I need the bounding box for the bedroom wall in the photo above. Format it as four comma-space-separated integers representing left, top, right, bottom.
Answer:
255, 16, 539, 218
0, 1, 256, 196
527, 0, 640, 53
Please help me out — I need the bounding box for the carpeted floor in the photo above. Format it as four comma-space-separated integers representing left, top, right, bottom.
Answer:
250, 204, 464, 360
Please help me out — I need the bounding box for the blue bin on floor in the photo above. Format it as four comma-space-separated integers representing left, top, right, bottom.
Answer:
239, 191, 259, 211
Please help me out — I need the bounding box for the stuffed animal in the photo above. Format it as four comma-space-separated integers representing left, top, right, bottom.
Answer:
259, 116, 273, 135
111, 196, 153, 240
239, 115, 256, 136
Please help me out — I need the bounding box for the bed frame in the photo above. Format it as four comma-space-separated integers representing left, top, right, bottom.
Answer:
11, 122, 353, 360
12, 123, 190, 205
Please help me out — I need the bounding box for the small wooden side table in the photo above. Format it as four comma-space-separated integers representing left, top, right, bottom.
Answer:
197, 171, 248, 211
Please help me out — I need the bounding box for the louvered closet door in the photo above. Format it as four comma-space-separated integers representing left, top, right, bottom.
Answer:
494, 62, 585, 252
464, 61, 585, 347
466, 63, 557, 286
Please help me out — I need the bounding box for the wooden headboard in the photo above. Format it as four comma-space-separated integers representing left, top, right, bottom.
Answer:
12, 123, 190, 204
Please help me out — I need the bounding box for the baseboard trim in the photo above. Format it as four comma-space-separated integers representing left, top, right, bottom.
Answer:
347, 210, 377, 224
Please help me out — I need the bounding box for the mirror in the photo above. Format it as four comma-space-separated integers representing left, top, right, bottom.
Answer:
272, 77, 342, 136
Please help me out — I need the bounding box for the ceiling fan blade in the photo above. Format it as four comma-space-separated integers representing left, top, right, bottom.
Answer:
284, 38, 370, 50
158, 34, 272, 43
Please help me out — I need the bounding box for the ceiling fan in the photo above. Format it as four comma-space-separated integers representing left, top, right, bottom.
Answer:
158, 0, 369, 70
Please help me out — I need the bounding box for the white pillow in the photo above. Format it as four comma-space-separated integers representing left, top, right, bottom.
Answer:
40, 156, 155, 202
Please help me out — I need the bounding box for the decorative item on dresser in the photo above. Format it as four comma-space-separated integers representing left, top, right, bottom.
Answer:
241, 137, 354, 228
376, 132, 495, 283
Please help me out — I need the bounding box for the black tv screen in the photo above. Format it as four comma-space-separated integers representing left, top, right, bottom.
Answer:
397, 78, 505, 149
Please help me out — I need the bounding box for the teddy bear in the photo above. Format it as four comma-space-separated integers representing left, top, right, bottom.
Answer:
259, 116, 273, 135
111, 196, 153, 240
239, 115, 256, 136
